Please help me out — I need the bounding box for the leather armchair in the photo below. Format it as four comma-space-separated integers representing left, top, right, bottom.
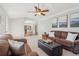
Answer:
0, 34, 38, 56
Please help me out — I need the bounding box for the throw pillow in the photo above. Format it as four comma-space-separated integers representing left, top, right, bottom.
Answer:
49, 32, 55, 37
0, 40, 9, 56
8, 40, 25, 56
66, 33, 78, 42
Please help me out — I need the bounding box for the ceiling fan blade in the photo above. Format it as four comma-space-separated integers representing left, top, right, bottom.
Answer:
35, 6, 41, 12
38, 8, 41, 12
34, 6, 38, 11
41, 9, 49, 12
41, 13, 45, 16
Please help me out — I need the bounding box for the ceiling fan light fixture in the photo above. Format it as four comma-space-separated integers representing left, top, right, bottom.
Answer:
28, 3, 49, 16
36, 12, 41, 16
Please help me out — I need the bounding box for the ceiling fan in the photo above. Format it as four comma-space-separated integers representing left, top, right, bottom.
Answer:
28, 3, 49, 16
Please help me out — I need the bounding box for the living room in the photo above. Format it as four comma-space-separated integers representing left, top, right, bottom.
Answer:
0, 2, 79, 56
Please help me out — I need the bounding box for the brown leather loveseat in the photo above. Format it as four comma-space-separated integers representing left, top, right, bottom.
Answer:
49, 31, 79, 54
0, 34, 38, 56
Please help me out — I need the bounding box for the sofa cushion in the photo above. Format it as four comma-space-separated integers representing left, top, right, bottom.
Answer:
55, 39, 73, 47
61, 32, 68, 39
66, 33, 78, 42
54, 31, 62, 38
4, 34, 13, 39
0, 34, 13, 40
8, 40, 25, 56
0, 40, 9, 56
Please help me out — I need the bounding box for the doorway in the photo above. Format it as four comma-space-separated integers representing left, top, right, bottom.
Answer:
24, 21, 38, 36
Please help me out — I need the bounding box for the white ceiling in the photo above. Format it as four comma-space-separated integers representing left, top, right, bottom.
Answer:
1, 3, 79, 20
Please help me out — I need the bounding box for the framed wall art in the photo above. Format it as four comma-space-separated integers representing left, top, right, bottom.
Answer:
58, 15, 68, 28
52, 18, 58, 28
70, 12, 79, 27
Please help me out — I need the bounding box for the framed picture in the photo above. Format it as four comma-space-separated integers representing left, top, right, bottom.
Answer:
70, 12, 79, 27
59, 15, 68, 28
52, 18, 58, 28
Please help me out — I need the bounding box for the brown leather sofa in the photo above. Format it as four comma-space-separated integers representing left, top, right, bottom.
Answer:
48, 31, 79, 54
0, 34, 38, 56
